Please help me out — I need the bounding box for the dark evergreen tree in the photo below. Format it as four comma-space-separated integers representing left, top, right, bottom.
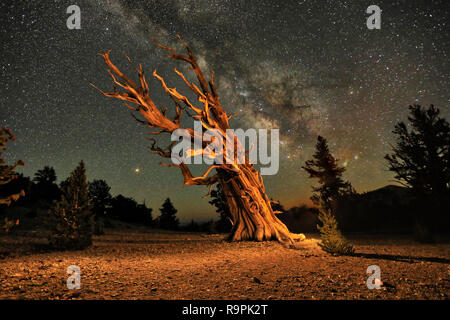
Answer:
88, 179, 112, 216
303, 136, 354, 250
47, 161, 93, 250
302, 136, 354, 208
88, 179, 112, 234
385, 104, 450, 241
209, 183, 232, 233
33, 166, 57, 185
108, 194, 152, 225
385, 104, 449, 196
32, 166, 60, 206
109, 194, 136, 221
136, 202, 153, 226
158, 198, 179, 230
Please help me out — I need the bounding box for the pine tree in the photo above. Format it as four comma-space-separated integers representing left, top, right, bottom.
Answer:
89, 179, 112, 216
89, 179, 112, 235
158, 198, 179, 230
385, 105, 449, 194
303, 136, 354, 253
302, 136, 354, 209
48, 161, 93, 250
32, 166, 60, 207
33, 166, 57, 185
385, 104, 450, 241
317, 203, 354, 255
136, 202, 153, 227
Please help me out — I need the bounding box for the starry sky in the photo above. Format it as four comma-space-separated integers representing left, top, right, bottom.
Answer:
1, 0, 449, 222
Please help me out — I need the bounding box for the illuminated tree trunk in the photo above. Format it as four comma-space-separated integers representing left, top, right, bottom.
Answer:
92, 35, 305, 245
218, 167, 303, 242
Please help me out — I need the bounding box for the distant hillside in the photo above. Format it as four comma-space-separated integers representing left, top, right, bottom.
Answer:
359, 184, 413, 204
280, 185, 417, 234
277, 205, 319, 233
336, 185, 415, 233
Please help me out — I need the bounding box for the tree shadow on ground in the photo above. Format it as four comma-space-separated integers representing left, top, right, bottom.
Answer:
0, 240, 75, 259
349, 252, 450, 264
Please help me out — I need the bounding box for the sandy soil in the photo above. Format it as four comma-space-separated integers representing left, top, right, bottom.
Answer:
0, 228, 449, 300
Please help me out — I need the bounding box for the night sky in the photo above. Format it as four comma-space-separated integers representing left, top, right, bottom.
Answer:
1, 0, 449, 222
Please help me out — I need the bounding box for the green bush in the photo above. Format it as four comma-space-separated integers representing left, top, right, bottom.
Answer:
317, 205, 354, 255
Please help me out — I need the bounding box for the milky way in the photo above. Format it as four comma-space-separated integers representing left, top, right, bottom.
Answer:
1, 0, 449, 222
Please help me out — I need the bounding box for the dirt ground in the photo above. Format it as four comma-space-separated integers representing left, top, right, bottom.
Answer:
0, 228, 449, 300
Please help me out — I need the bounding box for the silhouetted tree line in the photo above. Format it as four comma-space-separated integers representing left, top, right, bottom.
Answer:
0, 159, 187, 248
1, 104, 448, 245
300, 104, 449, 243
182, 218, 225, 234
0, 164, 190, 225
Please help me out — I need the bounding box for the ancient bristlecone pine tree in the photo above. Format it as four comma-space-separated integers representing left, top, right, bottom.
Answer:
92, 36, 305, 244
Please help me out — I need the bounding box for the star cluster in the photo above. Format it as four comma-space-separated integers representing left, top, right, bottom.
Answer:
1, 0, 449, 222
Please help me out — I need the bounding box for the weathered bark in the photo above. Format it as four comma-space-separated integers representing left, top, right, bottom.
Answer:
218, 167, 304, 243
92, 35, 305, 245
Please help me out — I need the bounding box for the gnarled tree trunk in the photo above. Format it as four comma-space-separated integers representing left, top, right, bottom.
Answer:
92, 35, 305, 245
217, 167, 303, 243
